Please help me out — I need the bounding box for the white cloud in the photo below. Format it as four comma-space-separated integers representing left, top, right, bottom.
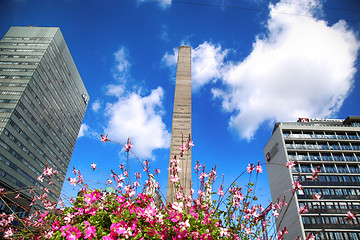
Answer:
161, 0, 359, 140
136, 0, 171, 9
162, 42, 229, 91
191, 42, 229, 91
162, 47, 178, 67
77, 123, 98, 139
159, 0, 171, 9
92, 99, 101, 112
113, 46, 131, 82
78, 123, 89, 138
101, 47, 170, 158
212, 0, 360, 140
106, 84, 125, 98
104, 87, 170, 158
159, 24, 170, 42
95, 47, 170, 158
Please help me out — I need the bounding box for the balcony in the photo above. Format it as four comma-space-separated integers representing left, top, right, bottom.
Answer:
303, 223, 360, 230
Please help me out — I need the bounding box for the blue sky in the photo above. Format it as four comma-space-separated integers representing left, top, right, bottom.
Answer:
1, 0, 360, 206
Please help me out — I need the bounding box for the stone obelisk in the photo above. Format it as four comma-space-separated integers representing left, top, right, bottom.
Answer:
166, 46, 192, 203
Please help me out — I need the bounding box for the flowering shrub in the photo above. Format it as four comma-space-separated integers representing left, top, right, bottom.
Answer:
0, 135, 356, 239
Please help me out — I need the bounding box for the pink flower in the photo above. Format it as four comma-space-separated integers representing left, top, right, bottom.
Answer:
135, 172, 141, 179
43, 167, 54, 176
273, 210, 279, 218
246, 164, 254, 173
292, 181, 302, 192
64, 213, 74, 224
69, 177, 77, 186
234, 190, 244, 200
198, 172, 208, 181
172, 202, 184, 212
85, 207, 97, 216
306, 233, 315, 240
311, 168, 320, 180
179, 144, 187, 151
0, 188, 4, 195
84, 191, 101, 204
286, 161, 295, 169
110, 223, 126, 236
346, 211, 356, 220
38, 211, 48, 222
91, 163, 97, 170
194, 161, 201, 172
4, 228, 14, 239
299, 206, 308, 214
170, 213, 182, 222
124, 140, 133, 152
245, 228, 253, 235
219, 227, 229, 237
122, 228, 133, 239
52, 221, 61, 230
170, 175, 179, 183
84, 225, 96, 239
313, 193, 321, 200
218, 187, 224, 197
64, 226, 82, 240
190, 231, 199, 239
256, 165, 263, 173
101, 134, 109, 143
37, 175, 44, 182
277, 227, 288, 240
15, 193, 20, 199
102, 235, 114, 240
45, 231, 53, 238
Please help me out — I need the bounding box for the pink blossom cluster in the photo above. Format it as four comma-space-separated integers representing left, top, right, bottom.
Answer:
178, 135, 194, 157
0, 135, 354, 240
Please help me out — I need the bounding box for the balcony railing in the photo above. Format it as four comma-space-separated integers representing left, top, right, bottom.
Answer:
284, 133, 360, 140
286, 143, 360, 151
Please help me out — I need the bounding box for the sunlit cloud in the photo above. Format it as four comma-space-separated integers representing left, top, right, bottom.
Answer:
113, 46, 131, 82
99, 47, 171, 158
104, 87, 170, 159
77, 123, 89, 138
213, 0, 359, 140
162, 42, 229, 91
136, 0, 172, 9
92, 99, 101, 113
162, 0, 360, 140
106, 84, 125, 98
191, 42, 229, 91
162, 48, 178, 67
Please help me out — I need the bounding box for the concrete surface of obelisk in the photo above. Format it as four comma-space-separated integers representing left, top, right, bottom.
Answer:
166, 46, 192, 203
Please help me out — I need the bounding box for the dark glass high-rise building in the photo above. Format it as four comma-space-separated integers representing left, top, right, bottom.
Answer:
0, 26, 89, 215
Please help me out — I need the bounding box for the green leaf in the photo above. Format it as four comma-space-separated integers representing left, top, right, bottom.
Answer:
110, 214, 121, 223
